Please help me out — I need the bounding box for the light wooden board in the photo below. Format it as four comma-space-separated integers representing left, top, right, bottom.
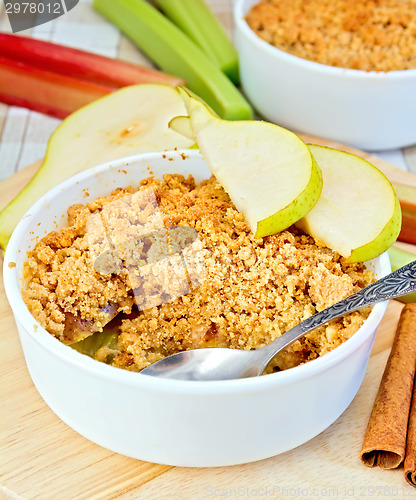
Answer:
1, 142, 416, 500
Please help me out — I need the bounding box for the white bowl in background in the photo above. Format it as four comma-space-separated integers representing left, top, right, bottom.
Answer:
234, 0, 416, 151
3, 150, 390, 467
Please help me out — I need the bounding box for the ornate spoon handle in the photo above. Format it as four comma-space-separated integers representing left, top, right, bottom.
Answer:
301, 260, 416, 332
261, 260, 416, 361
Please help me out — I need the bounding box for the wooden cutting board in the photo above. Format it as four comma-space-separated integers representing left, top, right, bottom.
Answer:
1, 137, 416, 500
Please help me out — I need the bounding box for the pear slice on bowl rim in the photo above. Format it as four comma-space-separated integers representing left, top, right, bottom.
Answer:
296, 144, 402, 263
175, 87, 323, 238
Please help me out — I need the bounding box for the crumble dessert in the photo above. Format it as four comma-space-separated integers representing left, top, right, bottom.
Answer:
246, 0, 416, 72
23, 174, 373, 373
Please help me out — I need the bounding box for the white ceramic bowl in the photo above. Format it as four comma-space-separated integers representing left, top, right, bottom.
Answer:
234, 0, 416, 151
4, 150, 390, 467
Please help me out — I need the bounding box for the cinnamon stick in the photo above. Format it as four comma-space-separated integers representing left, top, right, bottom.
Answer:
405, 381, 416, 486
360, 303, 416, 469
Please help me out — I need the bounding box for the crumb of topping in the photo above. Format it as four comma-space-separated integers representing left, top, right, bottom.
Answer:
23, 174, 374, 372
246, 0, 416, 72
8, 262, 16, 268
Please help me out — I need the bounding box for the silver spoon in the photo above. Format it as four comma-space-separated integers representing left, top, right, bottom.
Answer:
141, 260, 416, 381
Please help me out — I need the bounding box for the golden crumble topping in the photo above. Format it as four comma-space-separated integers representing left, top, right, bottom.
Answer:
246, 0, 416, 71
23, 174, 373, 373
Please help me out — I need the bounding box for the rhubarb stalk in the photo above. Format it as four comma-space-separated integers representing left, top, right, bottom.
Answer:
93, 0, 253, 121
0, 34, 184, 88
393, 182, 416, 245
0, 56, 112, 119
388, 246, 416, 303
152, 0, 240, 84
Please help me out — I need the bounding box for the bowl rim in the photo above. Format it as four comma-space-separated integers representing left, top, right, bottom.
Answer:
233, 0, 416, 80
3, 149, 390, 395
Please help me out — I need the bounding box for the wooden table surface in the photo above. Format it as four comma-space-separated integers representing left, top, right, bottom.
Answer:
1, 138, 416, 499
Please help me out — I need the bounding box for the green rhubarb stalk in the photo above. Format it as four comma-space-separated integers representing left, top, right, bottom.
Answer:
152, 0, 240, 84
388, 246, 416, 303
93, 0, 252, 121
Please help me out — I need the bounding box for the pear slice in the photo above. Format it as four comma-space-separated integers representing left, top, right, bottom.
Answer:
0, 84, 194, 250
177, 88, 323, 238
296, 145, 402, 262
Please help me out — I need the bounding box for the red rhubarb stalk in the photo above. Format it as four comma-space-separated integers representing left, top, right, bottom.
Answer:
0, 34, 184, 87
393, 182, 416, 245
0, 56, 113, 119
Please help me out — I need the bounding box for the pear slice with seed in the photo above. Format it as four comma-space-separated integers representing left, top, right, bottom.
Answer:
0, 84, 194, 250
